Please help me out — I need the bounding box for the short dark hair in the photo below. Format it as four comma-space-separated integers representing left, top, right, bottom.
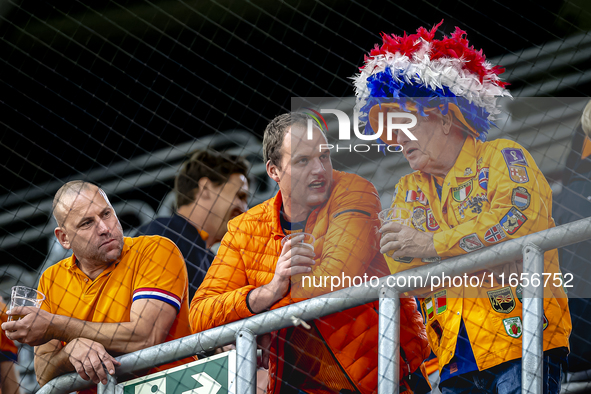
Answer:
175, 150, 250, 208
262, 112, 314, 169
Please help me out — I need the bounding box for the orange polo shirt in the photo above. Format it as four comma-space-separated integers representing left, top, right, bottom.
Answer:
38, 235, 194, 393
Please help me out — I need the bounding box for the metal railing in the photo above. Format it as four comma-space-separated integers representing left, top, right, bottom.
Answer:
36, 217, 591, 394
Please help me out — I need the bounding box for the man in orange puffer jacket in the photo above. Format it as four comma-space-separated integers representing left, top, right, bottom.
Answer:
190, 112, 430, 393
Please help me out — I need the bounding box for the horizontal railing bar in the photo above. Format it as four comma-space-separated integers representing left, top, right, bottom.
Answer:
37, 216, 591, 394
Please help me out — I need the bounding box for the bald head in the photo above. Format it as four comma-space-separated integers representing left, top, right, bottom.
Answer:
52, 181, 111, 227
52, 181, 124, 270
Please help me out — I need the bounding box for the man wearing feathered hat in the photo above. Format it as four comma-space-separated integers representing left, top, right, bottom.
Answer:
353, 21, 571, 393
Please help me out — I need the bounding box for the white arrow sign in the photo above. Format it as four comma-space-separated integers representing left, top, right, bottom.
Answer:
118, 351, 235, 394
181, 372, 222, 394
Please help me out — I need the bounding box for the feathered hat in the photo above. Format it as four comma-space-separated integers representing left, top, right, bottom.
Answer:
352, 20, 511, 143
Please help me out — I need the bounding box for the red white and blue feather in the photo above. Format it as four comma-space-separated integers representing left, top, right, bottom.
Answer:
351, 20, 511, 142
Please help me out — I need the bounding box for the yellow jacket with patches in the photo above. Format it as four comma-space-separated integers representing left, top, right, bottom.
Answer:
387, 135, 571, 373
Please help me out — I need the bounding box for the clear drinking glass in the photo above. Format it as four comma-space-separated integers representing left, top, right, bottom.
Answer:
8, 286, 45, 321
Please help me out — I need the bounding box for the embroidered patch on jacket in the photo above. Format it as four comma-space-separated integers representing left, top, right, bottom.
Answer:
394, 256, 414, 264
435, 290, 447, 314
418, 189, 428, 205
515, 284, 522, 303
459, 233, 484, 252
488, 287, 516, 313
452, 179, 473, 202
484, 223, 507, 243
426, 208, 440, 231
424, 297, 435, 320
478, 167, 489, 190
412, 206, 427, 231
422, 256, 441, 263
511, 187, 531, 210
500, 207, 528, 235
502, 148, 528, 167
464, 167, 473, 176
458, 193, 488, 219
405, 189, 428, 205
503, 316, 522, 338
508, 165, 529, 183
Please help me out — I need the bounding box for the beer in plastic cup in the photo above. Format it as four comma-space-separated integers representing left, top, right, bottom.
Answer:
8, 286, 45, 322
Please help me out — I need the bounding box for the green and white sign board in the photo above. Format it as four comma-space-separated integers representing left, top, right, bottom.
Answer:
116, 350, 236, 394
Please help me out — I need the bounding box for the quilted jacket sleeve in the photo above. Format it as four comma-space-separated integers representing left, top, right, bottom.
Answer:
400, 297, 431, 376
189, 227, 256, 334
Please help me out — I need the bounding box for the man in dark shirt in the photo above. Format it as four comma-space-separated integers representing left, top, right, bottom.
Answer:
136, 149, 250, 299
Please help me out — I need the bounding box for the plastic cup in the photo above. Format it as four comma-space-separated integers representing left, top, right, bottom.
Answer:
281, 232, 315, 252
378, 207, 412, 226
378, 207, 412, 258
8, 286, 45, 322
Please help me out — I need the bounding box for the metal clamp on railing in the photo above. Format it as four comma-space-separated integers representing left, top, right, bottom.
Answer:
36, 217, 591, 394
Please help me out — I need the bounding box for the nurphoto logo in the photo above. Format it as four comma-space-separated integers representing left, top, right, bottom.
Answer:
305, 108, 418, 153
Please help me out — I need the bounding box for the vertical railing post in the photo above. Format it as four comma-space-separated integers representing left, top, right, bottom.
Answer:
236, 328, 257, 394
97, 373, 117, 394
522, 244, 544, 394
379, 287, 400, 394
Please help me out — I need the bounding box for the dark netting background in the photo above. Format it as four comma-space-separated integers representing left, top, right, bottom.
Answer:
1, 0, 590, 392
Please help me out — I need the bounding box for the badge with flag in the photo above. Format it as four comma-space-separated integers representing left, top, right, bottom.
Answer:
488, 287, 516, 313
478, 167, 489, 190
405, 190, 418, 202
484, 224, 506, 243
452, 179, 473, 202
435, 290, 447, 314
424, 297, 435, 320
500, 207, 528, 235
509, 165, 529, 183
511, 187, 530, 210
405, 189, 428, 205
418, 190, 428, 205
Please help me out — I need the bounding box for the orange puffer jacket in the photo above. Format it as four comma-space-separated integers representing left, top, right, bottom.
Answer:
190, 170, 430, 394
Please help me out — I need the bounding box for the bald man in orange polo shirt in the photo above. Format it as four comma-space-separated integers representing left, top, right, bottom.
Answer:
2, 181, 193, 393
